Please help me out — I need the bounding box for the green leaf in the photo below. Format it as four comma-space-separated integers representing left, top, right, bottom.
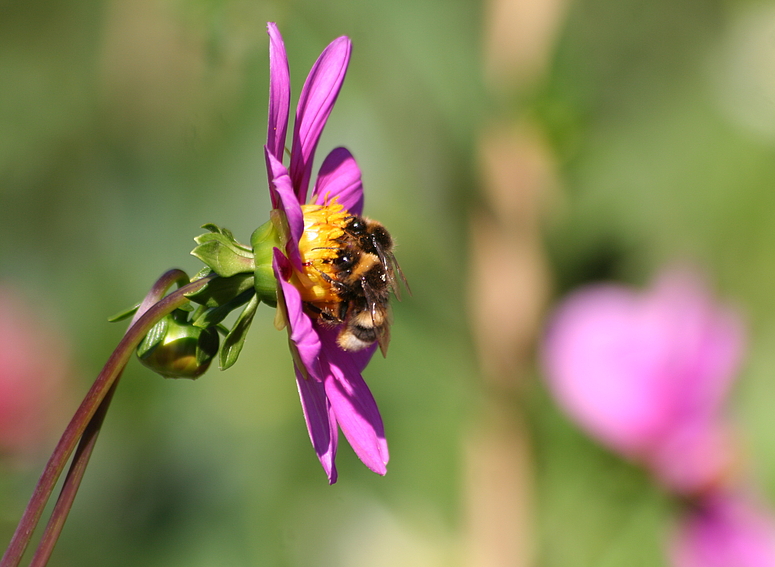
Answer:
107, 303, 140, 322
192, 288, 255, 328
191, 231, 255, 278
220, 293, 260, 370
136, 315, 169, 358
186, 273, 255, 308
200, 223, 221, 234
199, 224, 245, 245
196, 327, 220, 367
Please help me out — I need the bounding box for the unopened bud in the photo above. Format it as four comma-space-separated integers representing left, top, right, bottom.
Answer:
137, 310, 219, 379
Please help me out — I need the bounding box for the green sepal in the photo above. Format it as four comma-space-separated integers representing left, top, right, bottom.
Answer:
108, 303, 140, 323
196, 328, 220, 367
137, 312, 169, 357
185, 272, 255, 308
220, 293, 260, 370
200, 223, 238, 241
192, 266, 214, 280
250, 218, 283, 307
191, 224, 255, 278
191, 288, 255, 328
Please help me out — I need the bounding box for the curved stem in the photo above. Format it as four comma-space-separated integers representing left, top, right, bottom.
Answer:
0, 271, 214, 567
27, 269, 192, 567
27, 379, 120, 567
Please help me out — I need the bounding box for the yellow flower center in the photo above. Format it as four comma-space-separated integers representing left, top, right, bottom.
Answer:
293, 199, 350, 311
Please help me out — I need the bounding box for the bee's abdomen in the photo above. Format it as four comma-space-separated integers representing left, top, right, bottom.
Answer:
336, 323, 377, 351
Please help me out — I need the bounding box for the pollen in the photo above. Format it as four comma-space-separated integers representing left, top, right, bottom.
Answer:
293, 199, 350, 308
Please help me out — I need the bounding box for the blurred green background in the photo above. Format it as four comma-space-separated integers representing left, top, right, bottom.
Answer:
2, 0, 775, 565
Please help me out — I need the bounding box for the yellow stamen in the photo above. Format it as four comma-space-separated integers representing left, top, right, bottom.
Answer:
292, 199, 350, 310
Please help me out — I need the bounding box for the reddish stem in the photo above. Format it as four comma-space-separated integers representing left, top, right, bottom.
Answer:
0, 270, 212, 567
27, 379, 120, 567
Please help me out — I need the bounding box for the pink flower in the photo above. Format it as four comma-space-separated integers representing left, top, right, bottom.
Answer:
541, 270, 744, 494
671, 493, 775, 567
263, 23, 388, 484
0, 286, 72, 457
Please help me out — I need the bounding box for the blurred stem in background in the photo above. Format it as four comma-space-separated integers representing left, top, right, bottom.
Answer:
464, 0, 568, 565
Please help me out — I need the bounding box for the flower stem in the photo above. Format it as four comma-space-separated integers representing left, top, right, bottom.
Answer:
26, 270, 192, 567
27, 379, 120, 567
0, 270, 213, 567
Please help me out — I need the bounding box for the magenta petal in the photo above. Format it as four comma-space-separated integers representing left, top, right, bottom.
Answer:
671, 494, 775, 567
324, 369, 389, 474
265, 148, 304, 270
542, 284, 673, 455
266, 23, 290, 164
295, 368, 339, 484
541, 271, 745, 468
318, 325, 377, 373
289, 36, 352, 203
319, 330, 388, 474
645, 272, 745, 420
651, 420, 734, 495
272, 249, 322, 379
312, 147, 365, 216
274, 251, 338, 482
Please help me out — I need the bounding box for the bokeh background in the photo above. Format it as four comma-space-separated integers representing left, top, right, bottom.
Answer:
2, 0, 775, 565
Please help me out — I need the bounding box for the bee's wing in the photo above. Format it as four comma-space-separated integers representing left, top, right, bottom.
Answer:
389, 254, 411, 298
372, 304, 391, 358
362, 279, 392, 357
375, 249, 410, 300
376, 322, 391, 358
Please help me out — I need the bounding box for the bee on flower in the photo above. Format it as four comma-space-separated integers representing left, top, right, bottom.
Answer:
256, 23, 407, 484
0, 22, 409, 567
128, 23, 407, 483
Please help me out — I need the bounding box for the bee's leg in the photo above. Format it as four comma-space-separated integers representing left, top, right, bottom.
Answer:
305, 302, 342, 325
313, 268, 349, 294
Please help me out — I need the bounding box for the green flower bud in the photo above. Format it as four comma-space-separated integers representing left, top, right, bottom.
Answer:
137, 310, 219, 379
251, 215, 284, 307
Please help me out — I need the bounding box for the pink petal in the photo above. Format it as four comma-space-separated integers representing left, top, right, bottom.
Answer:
295, 367, 339, 484
265, 148, 304, 270
541, 270, 745, 468
289, 36, 352, 203
274, 250, 339, 483
266, 23, 290, 167
646, 272, 744, 422
319, 328, 388, 474
272, 249, 322, 379
543, 284, 676, 454
650, 420, 735, 495
312, 147, 365, 215
317, 324, 378, 373
671, 494, 775, 567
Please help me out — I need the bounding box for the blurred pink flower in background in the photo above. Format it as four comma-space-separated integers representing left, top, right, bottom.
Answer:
541, 268, 775, 566
541, 270, 745, 494
0, 285, 73, 458
671, 492, 775, 567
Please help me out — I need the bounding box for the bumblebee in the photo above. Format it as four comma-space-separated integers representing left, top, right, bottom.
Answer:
340, 216, 407, 300
313, 216, 408, 356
